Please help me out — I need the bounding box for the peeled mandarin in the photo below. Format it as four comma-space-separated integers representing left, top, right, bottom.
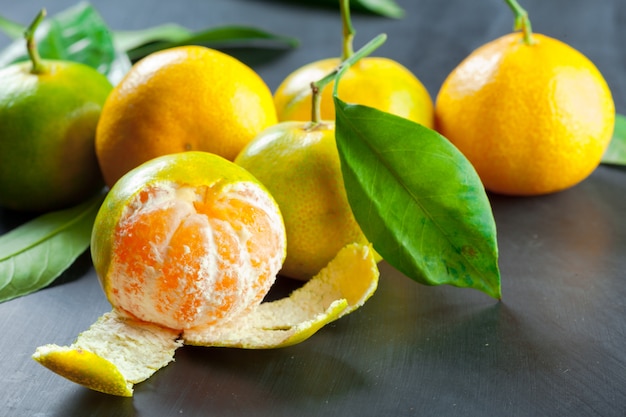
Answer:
91, 151, 287, 330
33, 152, 380, 397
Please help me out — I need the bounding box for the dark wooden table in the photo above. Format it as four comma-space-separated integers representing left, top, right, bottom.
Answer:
1, 0, 625, 416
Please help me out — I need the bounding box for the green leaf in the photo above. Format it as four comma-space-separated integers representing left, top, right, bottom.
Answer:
115, 24, 299, 62
351, 0, 405, 18
0, 15, 24, 40
0, 192, 105, 303
601, 113, 626, 166
334, 98, 501, 299
0, 2, 131, 84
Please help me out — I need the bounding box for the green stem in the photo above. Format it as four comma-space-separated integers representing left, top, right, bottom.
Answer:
504, 0, 534, 45
310, 81, 322, 124
306, 33, 387, 128
332, 33, 386, 98
340, 0, 355, 60
24, 9, 47, 74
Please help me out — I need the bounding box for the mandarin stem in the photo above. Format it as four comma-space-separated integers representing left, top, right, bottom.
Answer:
340, 0, 355, 60
24, 8, 47, 74
331, 33, 386, 98
310, 82, 322, 124
504, 0, 534, 45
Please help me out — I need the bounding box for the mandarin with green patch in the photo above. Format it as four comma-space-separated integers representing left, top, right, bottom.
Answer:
235, 121, 376, 280
0, 10, 111, 211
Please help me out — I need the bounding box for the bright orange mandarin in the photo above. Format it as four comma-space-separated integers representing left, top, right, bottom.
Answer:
91, 151, 286, 330
274, 57, 434, 127
95, 45, 277, 188
435, 33, 615, 196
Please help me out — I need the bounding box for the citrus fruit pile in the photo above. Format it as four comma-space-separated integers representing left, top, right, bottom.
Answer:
15, 0, 616, 398
28, 21, 381, 393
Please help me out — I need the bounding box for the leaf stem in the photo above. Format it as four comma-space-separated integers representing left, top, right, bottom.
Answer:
24, 8, 47, 74
504, 0, 534, 45
307, 33, 386, 128
340, 0, 355, 60
332, 33, 386, 98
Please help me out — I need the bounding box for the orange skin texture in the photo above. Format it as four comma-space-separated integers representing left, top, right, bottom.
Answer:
91, 151, 286, 331
96, 46, 277, 188
274, 57, 434, 128
435, 33, 615, 196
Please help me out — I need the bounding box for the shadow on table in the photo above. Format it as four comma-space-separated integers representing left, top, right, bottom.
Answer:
155, 342, 367, 408
52, 390, 136, 417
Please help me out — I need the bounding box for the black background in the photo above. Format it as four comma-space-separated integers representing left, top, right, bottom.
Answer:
0, 0, 625, 416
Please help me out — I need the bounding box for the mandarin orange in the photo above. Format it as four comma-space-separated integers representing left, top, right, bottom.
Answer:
0, 10, 111, 211
435, 32, 614, 196
235, 121, 374, 280
273, 57, 434, 127
95, 45, 277, 188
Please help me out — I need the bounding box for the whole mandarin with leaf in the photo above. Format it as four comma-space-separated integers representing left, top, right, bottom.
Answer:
273, 0, 433, 127
435, 1, 614, 196
274, 57, 434, 127
235, 121, 373, 280
95, 45, 277, 188
0, 10, 112, 212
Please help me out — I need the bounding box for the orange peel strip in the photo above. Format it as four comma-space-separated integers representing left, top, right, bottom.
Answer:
32, 242, 379, 396
184, 242, 379, 348
33, 311, 182, 397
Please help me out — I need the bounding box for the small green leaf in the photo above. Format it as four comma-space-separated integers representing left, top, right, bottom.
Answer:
115, 24, 299, 62
0, 15, 24, 40
601, 113, 626, 166
0, 192, 105, 303
0, 2, 131, 84
351, 0, 405, 18
334, 98, 501, 299
287, 0, 404, 18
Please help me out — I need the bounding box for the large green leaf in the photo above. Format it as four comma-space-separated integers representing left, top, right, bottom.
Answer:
601, 113, 626, 166
0, 192, 104, 303
334, 98, 501, 299
0, 3, 131, 84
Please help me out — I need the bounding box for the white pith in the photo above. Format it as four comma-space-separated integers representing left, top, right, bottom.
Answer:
108, 180, 285, 330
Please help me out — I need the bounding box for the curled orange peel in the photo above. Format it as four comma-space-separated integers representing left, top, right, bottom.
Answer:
32, 243, 379, 396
